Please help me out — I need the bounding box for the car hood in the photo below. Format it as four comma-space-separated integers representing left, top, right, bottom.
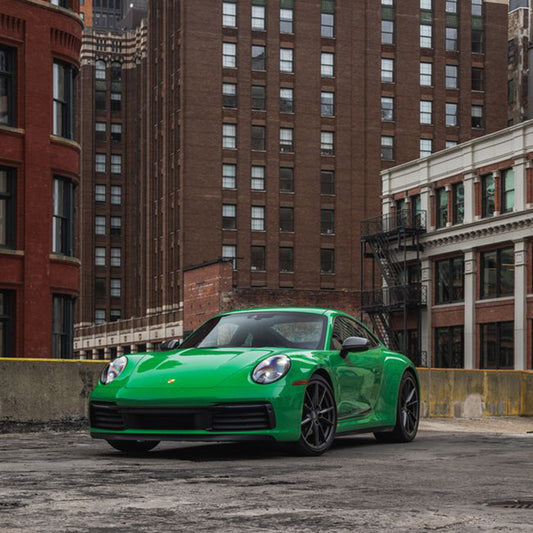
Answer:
124, 347, 293, 389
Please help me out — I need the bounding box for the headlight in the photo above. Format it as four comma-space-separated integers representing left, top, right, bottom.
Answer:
252, 355, 291, 384
100, 356, 128, 385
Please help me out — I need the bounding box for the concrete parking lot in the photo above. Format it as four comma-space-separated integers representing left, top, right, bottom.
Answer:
1, 420, 533, 532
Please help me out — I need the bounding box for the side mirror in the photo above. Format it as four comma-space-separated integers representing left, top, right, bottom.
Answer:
160, 339, 181, 351
340, 336, 370, 358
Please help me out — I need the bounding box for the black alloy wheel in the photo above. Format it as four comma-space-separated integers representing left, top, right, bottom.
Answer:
106, 440, 160, 453
293, 374, 337, 456
374, 371, 419, 443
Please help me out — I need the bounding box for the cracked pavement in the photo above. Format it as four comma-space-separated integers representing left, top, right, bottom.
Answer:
1, 420, 533, 532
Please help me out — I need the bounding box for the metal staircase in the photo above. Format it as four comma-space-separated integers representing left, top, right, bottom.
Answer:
360, 210, 427, 364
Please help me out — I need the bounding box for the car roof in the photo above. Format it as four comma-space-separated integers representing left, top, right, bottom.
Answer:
219, 307, 342, 317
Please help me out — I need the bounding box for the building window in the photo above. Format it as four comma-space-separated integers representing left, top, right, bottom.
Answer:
501, 168, 514, 214
53, 61, 76, 139
111, 247, 121, 267
445, 65, 458, 89
280, 0, 294, 33
480, 321, 514, 369
95, 153, 106, 173
446, 140, 458, 149
222, 83, 237, 108
481, 247, 514, 299
280, 88, 294, 113
252, 45, 266, 70
471, 0, 483, 17
222, 0, 237, 27
279, 207, 294, 232
434, 326, 464, 368
95, 247, 106, 266
95, 89, 106, 111
95, 216, 106, 235
223, 42, 237, 68
110, 185, 122, 205
251, 166, 265, 190
222, 244, 237, 269
420, 62, 432, 86
251, 206, 265, 231
251, 245, 266, 271
381, 0, 395, 45
321, 170, 335, 195
95, 122, 106, 142
0, 46, 16, 126
95, 309, 106, 324
472, 24, 484, 54
0, 291, 14, 357
321, 0, 335, 38
252, 125, 266, 150
472, 67, 484, 91
435, 257, 464, 304
279, 247, 294, 272
435, 187, 447, 228
320, 248, 335, 274
280, 127, 294, 152
110, 62, 121, 86
95, 59, 106, 80
111, 154, 122, 174
252, 85, 266, 110
110, 278, 121, 298
280, 167, 294, 192
420, 138, 432, 158
321, 52, 334, 77
446, 102, 458, 127
280, 48, 294, 73
110, 92, 121, 112
252, 0, 266, 30
95, 184, 106, 203
321, 209, 335, 235
446, 0, 457, 13
222, 204, 237, 229
223, 123, 237, 149
223, 164, 236, 189
0, 168, 15, 249
111, 123, 122, 143
452, 182, 464, 224
381, 136, 394, 160
52, 177, 75, 256
381, 97, 394, 121
420, 100, 432, 125
321, 91, 335, 117
381, 58, 394, 83
110, 216, 122, 236
481, 174, 495, 218
52, 295, 74, 358
110, 309, 121, 322
321, 131, 334, 156
420, 0, 433, 49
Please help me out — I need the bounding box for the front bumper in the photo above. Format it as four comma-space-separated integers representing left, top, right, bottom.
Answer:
89, 385, 304, 442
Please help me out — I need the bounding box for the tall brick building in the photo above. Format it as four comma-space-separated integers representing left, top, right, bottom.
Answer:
0, 0, 82, 358
74, 0, 508, 358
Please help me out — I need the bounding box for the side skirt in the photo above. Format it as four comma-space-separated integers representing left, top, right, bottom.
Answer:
334, 425, 395, 437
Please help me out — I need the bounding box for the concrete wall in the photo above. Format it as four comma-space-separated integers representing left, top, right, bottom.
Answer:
1, 360, 532, 425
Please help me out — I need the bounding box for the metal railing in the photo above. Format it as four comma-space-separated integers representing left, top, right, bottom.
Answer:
361, 284, 427, 311
361, 210, 427, 239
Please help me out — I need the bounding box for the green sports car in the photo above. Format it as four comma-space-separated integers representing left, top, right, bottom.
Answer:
89, 307, 420, 456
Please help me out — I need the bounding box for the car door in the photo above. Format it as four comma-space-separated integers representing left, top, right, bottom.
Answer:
330, 316, 384, 421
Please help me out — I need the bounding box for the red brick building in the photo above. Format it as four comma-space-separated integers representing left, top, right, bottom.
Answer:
74, 0, 509, 358
0, 0, 82, 358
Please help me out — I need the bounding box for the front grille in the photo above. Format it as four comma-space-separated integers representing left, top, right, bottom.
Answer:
89, 402, 275, 432
90, 402, 125, 430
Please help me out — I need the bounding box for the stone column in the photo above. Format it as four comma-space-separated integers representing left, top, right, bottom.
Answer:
92, 349, 99, 360
117, 345, 124, 356
514, 240, 527, 370
420, 259, 432, 367
445, 184, 452, 227
104, 348, 111, 360
473, 175, 481, 221
420, 185, 431, 231
463, 251, 477, 369
492, 171, 501, 216
79, 350, 87, 360
130, 344, 138, 353
513, 157, 527, 212
463, 172, 475, 224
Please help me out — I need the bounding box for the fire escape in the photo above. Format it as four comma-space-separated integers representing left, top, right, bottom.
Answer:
360, 210, 427, 366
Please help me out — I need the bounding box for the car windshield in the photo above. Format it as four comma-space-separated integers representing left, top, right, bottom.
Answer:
180, 311, 328, 350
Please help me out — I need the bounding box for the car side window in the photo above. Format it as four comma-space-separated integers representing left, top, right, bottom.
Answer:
329, 317, 379, 350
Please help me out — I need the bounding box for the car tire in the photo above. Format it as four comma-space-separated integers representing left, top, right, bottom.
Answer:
106, 440, 160, 453
374, 371, 419, 443
285, 373, 337, 456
